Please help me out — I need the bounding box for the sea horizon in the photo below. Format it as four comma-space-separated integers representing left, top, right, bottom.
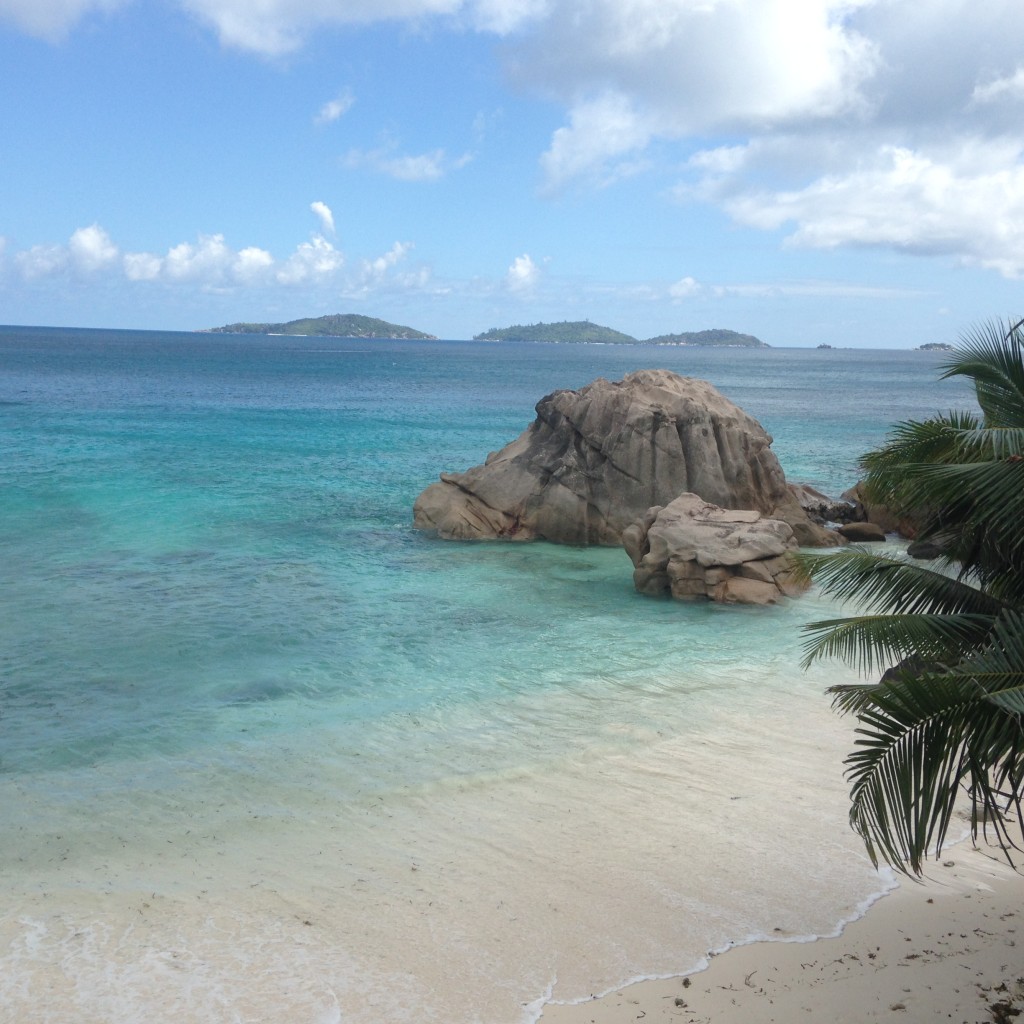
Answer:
0, 321, 953, 351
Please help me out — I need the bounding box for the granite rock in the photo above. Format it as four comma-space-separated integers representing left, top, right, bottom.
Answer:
414, 370, 838, 546
622, 493, 810, 604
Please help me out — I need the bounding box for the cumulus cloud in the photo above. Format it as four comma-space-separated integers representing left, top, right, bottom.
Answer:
539, 91, 654, 193
68, 224, 119, 272
343, 145, 472, 182
310, 200, 336, 236
15, 243, 68, 279
668, 276, 700, 299
123, 251, 162, 281
234, 245, 276, 282
0, 0, 125, 40
3, 217, 428, 296
275, 234, 345, 284
163, 234, 232, 281
722, 143, 1024, 277
527, 0, 878, 189
505, 253, 539, 292
315, 90, 355, 125
362, 241, 413, 283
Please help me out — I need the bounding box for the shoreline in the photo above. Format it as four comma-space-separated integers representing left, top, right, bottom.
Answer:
538, 842, 1024, 1023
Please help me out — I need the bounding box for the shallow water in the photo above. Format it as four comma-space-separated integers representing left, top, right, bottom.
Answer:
0, 328, 974, 1022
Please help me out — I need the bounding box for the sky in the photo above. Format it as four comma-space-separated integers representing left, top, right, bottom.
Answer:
1, 1, 1023, 347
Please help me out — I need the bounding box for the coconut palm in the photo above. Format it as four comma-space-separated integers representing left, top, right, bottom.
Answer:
797, 318, 1024, 875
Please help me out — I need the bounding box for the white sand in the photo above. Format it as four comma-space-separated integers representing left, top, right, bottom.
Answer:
540, 843, 1024, 1024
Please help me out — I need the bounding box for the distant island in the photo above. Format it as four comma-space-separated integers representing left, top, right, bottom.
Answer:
916, 342, 955, 352
645, 329, 768, 348
474, 321, 768, 347
474, 321, 637, 344
202, 313, 437, 340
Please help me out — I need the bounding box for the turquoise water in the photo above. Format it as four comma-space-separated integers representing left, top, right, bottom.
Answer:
0, 328, 975, 1023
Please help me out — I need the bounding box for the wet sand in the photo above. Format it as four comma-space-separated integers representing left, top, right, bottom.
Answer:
541, 844, 1024, 1024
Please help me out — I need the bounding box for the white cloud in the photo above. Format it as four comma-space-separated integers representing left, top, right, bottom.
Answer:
1, 221, 434, 300
275, 235, 346, 284
179, 0, 463, 55
310, 200, 336, 236
344, 145, 472, 182
972, 67, 1024, 106
233, 245, 275, 282
470, 0, 547, 33
361, 241, 413, 283
315, 91, 355, 125
723, 143, 1024, 277
15, 243, 68, 279
123, 251, 163, 281
539, 91, 654, 193
176, 0, 553, 54
0, 0, 125, 40
164, 234, 232, 281
339, 242, 424, 298
505, 253, 539, 292
68, 224, 119, 272
668, 276, 700, 299
527, 0, 878, 189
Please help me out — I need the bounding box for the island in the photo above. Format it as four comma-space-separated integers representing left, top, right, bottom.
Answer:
474, 321, 637, 344
645, 328, 768, 348
202, 313, 438, 340
916, 342, 955, 352
473, 321, 769, 347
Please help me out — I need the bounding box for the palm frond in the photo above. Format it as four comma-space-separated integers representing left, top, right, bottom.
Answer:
840, 668, 1024, 873
803, 318, 1024, 873
803, 612, 994, 674
942, 318, 1024, 427
793, 549, 1005, 618
828, 611, 1024, 874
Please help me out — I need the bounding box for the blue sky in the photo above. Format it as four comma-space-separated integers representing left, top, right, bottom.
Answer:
1, 0, 1023, 346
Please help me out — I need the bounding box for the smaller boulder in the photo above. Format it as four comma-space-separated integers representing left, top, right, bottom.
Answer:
836, 521, 887, 542
788, 482, 857, 526
907, 538, 945, 559
841, 481, 903, 534
623, 493, 809, 605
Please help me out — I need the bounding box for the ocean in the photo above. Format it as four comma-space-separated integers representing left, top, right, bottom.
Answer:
0, 326, 977, 1024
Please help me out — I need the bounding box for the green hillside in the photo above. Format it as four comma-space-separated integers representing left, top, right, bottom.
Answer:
474, 320, 637, 344
644, 328, 769, 348
204, 313, 437, 339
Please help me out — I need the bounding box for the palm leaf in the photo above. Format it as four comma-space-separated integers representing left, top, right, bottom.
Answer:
793, 549, 1004, 618
839, 669, 1024, 873
803, 318, 1024, 872
803, 613, 994, 674
829, 612, 1024, 874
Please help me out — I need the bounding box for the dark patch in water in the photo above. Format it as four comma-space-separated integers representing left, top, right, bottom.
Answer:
224, 680, 295, 705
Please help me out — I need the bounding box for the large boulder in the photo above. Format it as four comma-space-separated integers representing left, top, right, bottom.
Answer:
413, 369, 838, 546
622, 494, 809, 604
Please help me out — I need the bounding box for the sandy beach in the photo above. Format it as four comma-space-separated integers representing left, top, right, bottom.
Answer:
541, 843, 1024, 1024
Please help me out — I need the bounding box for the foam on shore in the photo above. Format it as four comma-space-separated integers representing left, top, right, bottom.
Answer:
538, 845, 1023, 1024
